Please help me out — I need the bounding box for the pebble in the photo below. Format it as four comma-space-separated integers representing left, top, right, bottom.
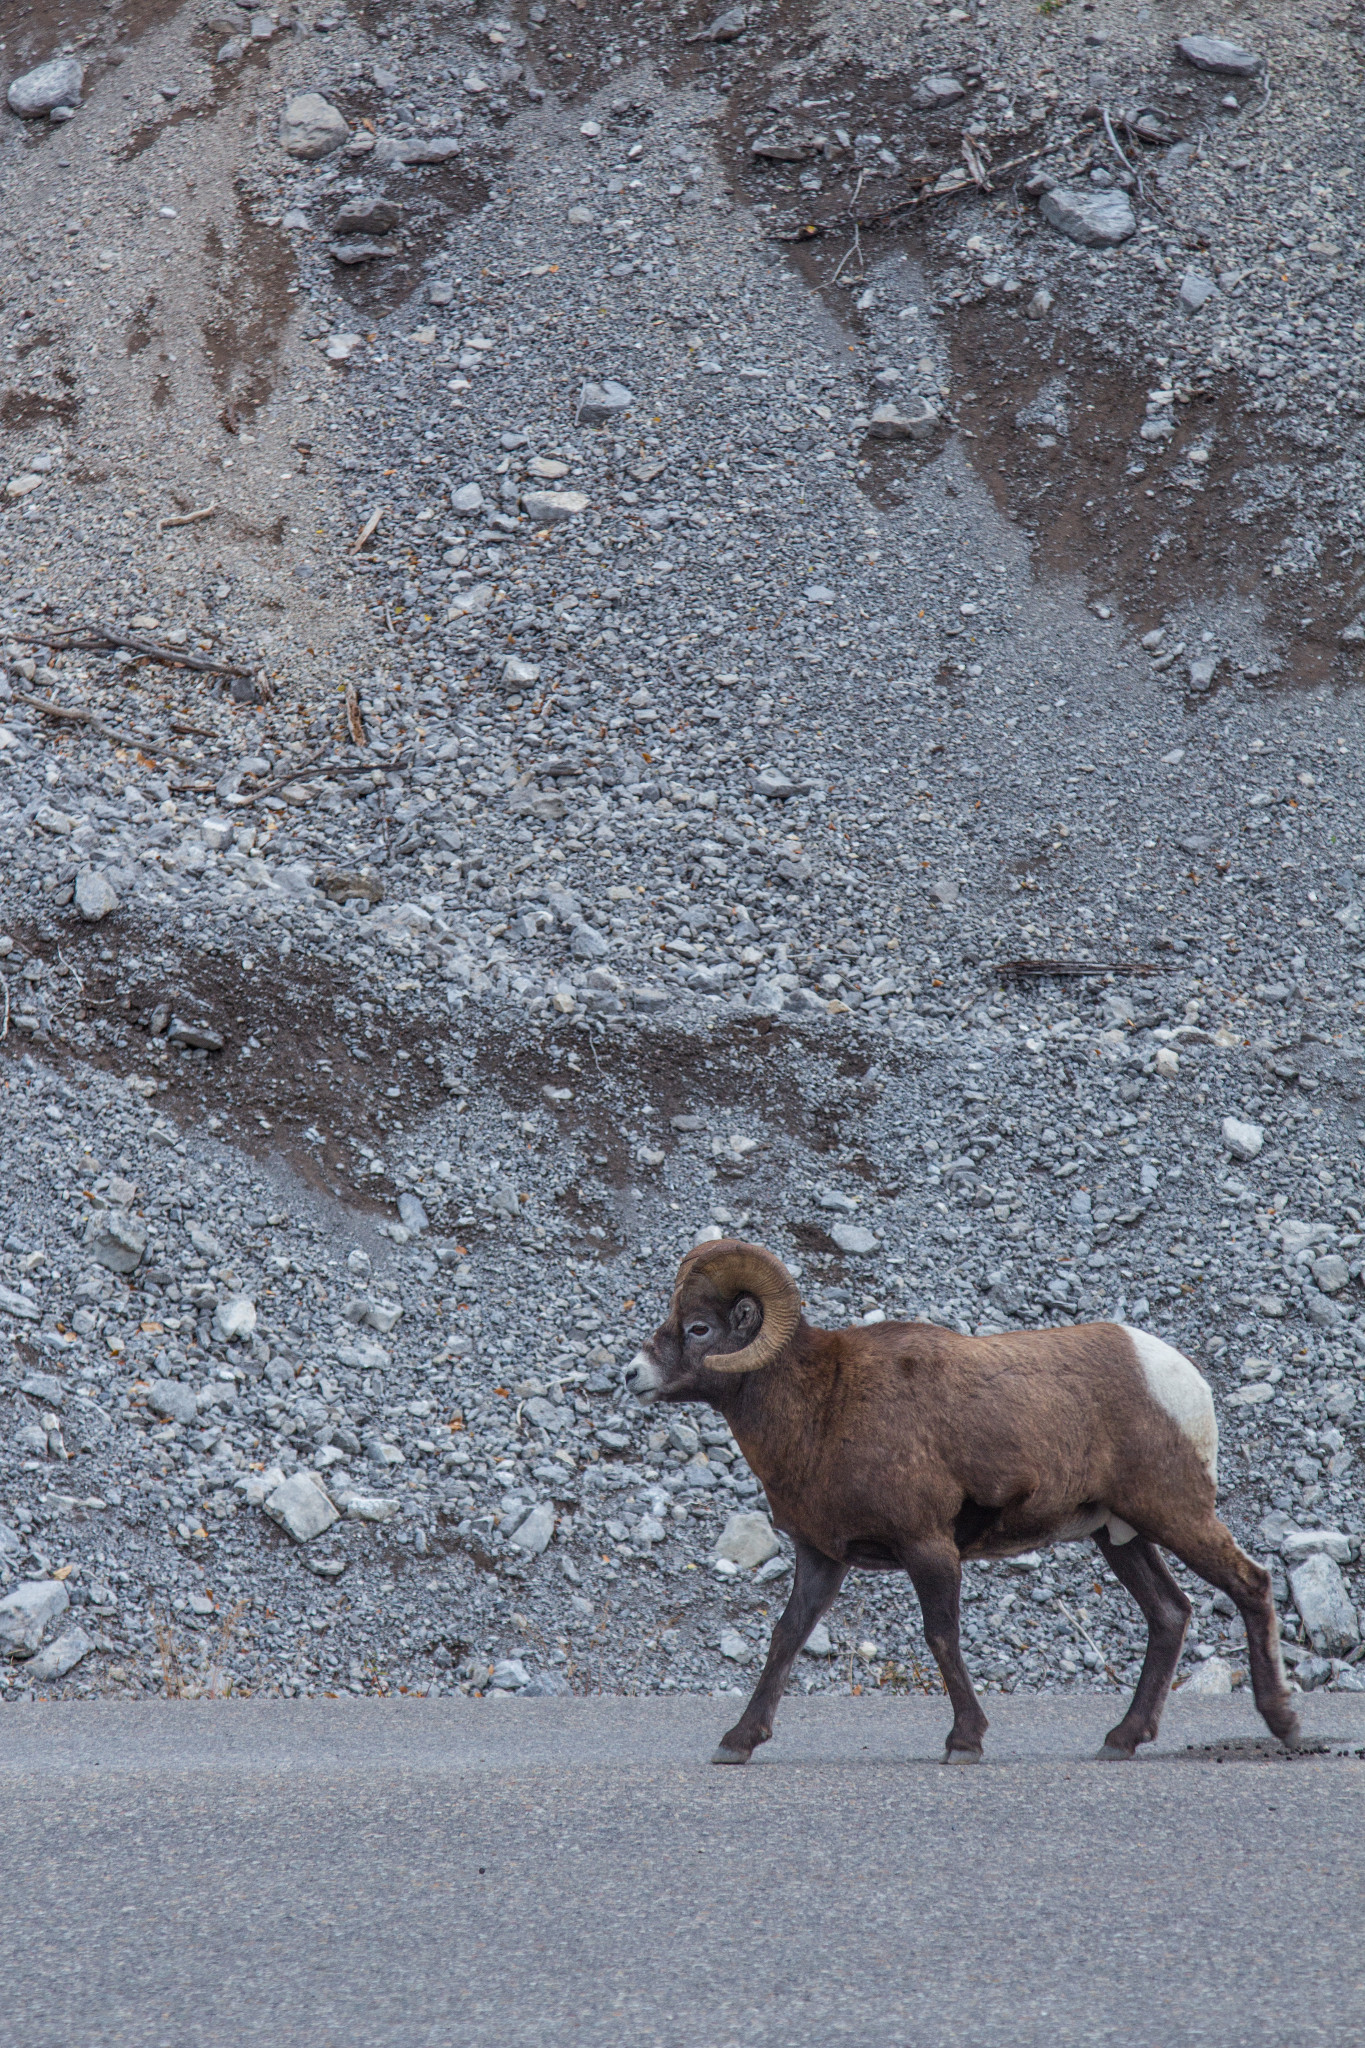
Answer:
713, 1511, 780, 1568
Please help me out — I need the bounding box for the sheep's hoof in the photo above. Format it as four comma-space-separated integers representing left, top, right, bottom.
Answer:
943, 1744, 983, 1765
1278, 1714, 1304, 1753
711, 1743, 752, 1766
1096, 1741, 1137, 1762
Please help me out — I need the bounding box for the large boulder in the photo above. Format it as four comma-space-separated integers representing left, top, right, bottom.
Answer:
280, 92, 349, 160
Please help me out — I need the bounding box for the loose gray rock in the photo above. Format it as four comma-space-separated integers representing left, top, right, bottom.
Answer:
1040, 187, 1137, 246
23, 1625, 93, 1682
803, 1622, 835, 1657
7, 57, 84, 118
718, 1626, 751, 1661
74, 870, 119, 922
577, 380, 633, 425
398, 1191, 429, 1233
911, 74, 964, 110
1179, 270, 1218, 313
1176, 35, 1262, 76
85, 1210, 146, 1275
831, 1222, 878, 1256
0, 1578, 69, 1656
280, 92, 349, 160
145, 1378, 200, 1426
713, 1510, 780, 1568
1222, 1116, 1264, 1160
522, 489, 589, 525
866, 401, 938, 442
214, 1295, 257, 1342
333, 198, 402, 236
508, 1501, 555, 1554
1290, 1552, 1361, 1656
265, 1472, 340, 1543
0, 1284, 40, 1321
1179, 1654, 1234, 1695
331, 238, 393, 267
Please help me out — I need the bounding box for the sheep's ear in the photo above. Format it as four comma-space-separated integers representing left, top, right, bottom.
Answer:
729, 1294, 761, 1339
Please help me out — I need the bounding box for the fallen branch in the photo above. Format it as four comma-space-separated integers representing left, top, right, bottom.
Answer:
228, 743, 337, 808
11, 624, 255, 679
993, 956, 1169, 979
352, 506, 385, 553
847, 123, 1098, 233
11, 689, 197, 765
156, 503, 218, 535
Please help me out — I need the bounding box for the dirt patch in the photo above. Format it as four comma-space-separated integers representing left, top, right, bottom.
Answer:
199, 187, 297, 428
0, 911, 454, 1215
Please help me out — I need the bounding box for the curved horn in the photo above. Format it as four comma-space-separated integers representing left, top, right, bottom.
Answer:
671, 1237, 801, 1375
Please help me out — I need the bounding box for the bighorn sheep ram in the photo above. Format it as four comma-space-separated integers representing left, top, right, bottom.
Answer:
624, 1238, 1301, 1765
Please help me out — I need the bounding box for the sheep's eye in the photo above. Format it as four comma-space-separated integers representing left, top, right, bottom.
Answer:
686, 1322, 710, 1338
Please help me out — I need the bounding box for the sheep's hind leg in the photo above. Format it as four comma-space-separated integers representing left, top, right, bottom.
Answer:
1160, 1516, 1302, 1750
712, 1540, 847, 1765
1092, 1530, 1190, 1760
904, 1542, 989, 1763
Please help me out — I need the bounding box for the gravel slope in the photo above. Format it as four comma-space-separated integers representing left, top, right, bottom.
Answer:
1, 0, 1363, 1708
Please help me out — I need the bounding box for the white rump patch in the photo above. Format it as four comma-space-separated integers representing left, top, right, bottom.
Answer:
1122, 1326, 1218, 1481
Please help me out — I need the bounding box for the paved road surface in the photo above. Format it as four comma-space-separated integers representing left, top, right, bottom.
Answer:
3, 1694, 1363, 2046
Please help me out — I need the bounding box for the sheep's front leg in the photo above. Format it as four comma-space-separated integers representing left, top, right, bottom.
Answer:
904, 1541, 989, 1763
712, 1540, 847, 1765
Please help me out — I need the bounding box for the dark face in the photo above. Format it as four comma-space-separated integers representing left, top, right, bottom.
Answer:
621, 1288, 762, 1404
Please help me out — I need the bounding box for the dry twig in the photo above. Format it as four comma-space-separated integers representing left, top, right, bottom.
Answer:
12, 623, 254, 679
12, 689, 197, 765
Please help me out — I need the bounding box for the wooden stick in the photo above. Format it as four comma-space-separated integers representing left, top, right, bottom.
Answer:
10, 624, 254, 679
11, 689, 197, 765
156, 503, 218, 534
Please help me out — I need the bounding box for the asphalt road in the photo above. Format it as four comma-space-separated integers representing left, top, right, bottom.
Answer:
3, 1693, 1363, 2047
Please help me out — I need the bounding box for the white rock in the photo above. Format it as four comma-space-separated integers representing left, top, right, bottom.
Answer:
1290, 1552, 1361, 1656
1026, 287, 1054, 320
714, 1511, 781, 1568
265, 1473, 339, 1543
75, 870, 119, 922
7, 57, 84, 117
325, 333, 363, 362
0, 1578, 69, 1655
508, 1502, 555, 1554
1040, 186, 1136, 246
1314, 1254, 1350, 1295
345, 1494, 398, 1523
1179, 1654, 1234, 1695
85, 1210, 146, 1275
1154, 1046, 1180, 1079
503, 655, 540, 688
1281, 1529, 1355, 1565
634, 1514, 666, 1546
522, 489, 589, 525
450, 481, 484, 513
803, 1621, 835, 1657
491, 1657, 529, 1689
719, 1627, 752, 1662
831, 1222, 878, 1256
1222, 1115, 1263, 1160
280, 92, 349, 159
214, 1295, 257, 1342
5, 473, 44, 500
24, 1625, 94, 1681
